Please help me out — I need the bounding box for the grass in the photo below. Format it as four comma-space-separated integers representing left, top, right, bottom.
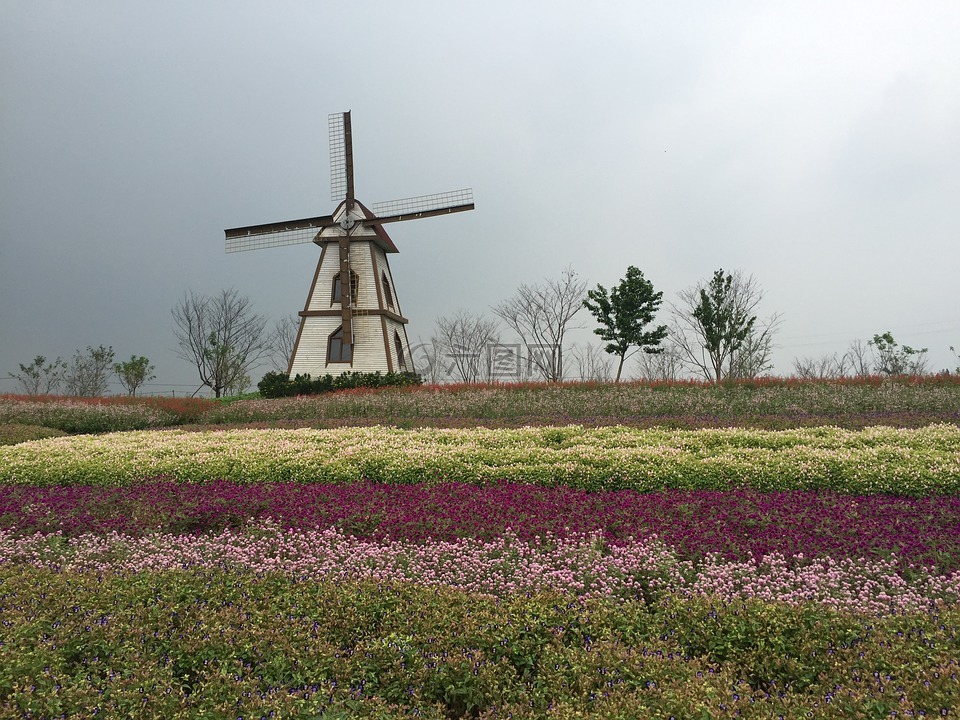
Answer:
202, 376, 960, 427
0, 423, 68, 445
0, 394, 213, 433
4, 375, 960, 434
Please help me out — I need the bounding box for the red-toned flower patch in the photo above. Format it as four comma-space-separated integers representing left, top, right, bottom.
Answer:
3, 480, 959, 575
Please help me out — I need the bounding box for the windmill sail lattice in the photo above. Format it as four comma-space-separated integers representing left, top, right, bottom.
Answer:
224, 111, 474, 378
225, 216, 334, 253
328, 112, 354, 202
371, 189, 474, 224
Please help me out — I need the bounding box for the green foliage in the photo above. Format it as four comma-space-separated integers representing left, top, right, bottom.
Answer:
202, 375, 960, 428
693, 269, 757, 383
1, 568, 958, 718
258, 371, 422, 398
7, 355, 66, 396
871, 331, 929, 376
257, 370, 297, 398
212, 390, 262, 403
583, 266, 669, 382
113, 355, 156, 396
0, 423, 68, 445
0, 395, 213, 433
6, 378, 960, 431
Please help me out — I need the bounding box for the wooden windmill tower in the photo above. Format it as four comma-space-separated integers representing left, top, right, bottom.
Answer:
225, 112, 474, 378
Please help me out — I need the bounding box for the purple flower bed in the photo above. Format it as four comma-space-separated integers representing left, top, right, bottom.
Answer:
3, 479, 959, 573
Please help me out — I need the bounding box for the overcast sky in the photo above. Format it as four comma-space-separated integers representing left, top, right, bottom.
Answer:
2, 1, 959, 394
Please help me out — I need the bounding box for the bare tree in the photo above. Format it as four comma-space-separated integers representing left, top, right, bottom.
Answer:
224, 370, 252, 396
792, 353, 850, 380
63, 345, 115, 397
729, 320, 781, 379
8, 355, 65, 396
796, 335, 930, 380
670, 269, 781, 382
172, 288, 271, 398
271, 314, 300, 373
492, 266, 587, 382
843, 339, 873, 378
635, 341, 684, 382
410, 337, 445, 384
568, 343, 613, 382
432, 310, 502, 383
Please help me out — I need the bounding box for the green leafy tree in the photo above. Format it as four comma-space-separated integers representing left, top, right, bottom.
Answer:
671, 269, 779, 383
8, 355, 65, 395
870, 332, 928, 376
694, 271, 755, 383
583, 266, 668, 382
114, 355, 156, 396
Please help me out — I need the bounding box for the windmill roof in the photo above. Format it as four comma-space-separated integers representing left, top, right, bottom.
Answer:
358, 201, 400, 253
316, 200, 400, 254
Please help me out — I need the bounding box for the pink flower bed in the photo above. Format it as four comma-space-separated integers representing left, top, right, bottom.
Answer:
4, 480, 959, 573
3, 522, 959, 615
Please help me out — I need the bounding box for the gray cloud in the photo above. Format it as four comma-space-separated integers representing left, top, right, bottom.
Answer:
2, 1, 959, 394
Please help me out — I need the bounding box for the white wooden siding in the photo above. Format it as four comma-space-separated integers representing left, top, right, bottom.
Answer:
349, 316, 392, 374
306, 240, 388, 313
306, 243, 339, 312
289, 316, 340, 377
373, 247, 403, 316
290, 313, 395, 377
291, 236, 413, 378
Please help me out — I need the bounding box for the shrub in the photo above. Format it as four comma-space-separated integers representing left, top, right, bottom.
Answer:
0, 423, 68, 445
0, 395, 215, 433
258, 371, 422, 398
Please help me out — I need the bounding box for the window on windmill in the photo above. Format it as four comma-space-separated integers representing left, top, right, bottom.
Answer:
332, 271, 359, 305
328, 326, 353, 363
382, 272, 394, 309
394, 331, 407, 371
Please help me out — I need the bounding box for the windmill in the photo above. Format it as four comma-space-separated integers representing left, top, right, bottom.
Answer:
225, 112, 474, 378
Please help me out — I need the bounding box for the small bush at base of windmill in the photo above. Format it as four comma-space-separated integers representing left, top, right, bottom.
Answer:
258, 371, 422, 398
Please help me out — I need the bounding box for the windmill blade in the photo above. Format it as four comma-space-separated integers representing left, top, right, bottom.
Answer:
225, 215, 335, 253
368, 189, 474, 225
329, 111, 354, 203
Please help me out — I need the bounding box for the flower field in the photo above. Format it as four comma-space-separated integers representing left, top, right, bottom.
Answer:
0, 395, 212, 434
5, 481, 960, 574
201, 376, 960, 428
1, 385, 960, 717
3, 424, 960, 495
